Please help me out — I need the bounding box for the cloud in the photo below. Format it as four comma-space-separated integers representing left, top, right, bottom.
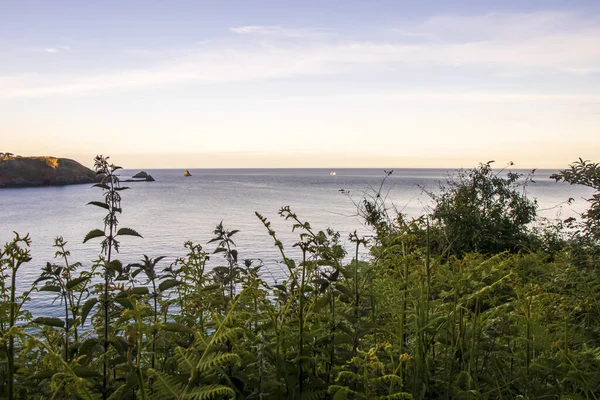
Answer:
340, 91, 600, 103
230, 25, 330, 38
2, 11, 600, 98
419, 11, 578, 39
124, 49, 160, 56
42, 45, 71, 53
230, 25, 280, 34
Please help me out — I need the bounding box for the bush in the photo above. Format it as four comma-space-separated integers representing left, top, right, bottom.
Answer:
551, 158, 600, 243
428, 161, 537, 256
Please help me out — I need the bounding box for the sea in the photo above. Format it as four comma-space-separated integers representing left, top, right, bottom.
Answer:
0, 168, 594, 317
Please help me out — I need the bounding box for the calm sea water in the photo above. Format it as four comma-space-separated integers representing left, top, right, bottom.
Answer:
0, 168, 593, 316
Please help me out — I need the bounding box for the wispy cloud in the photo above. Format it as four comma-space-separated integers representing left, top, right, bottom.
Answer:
42, 45, 71, 53
230, 25, 281, 34
342, 91, 600, 103
124, 49, 160, 56
2, 11, 599, 98
230, 25, 331, 38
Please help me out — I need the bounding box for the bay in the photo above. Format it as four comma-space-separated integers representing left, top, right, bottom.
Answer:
0, 167, 593, 317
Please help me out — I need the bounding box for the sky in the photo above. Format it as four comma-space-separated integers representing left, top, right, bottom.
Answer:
1, 0, 599, 169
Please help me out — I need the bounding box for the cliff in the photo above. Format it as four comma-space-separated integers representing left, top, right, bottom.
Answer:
0, 155, 98, 188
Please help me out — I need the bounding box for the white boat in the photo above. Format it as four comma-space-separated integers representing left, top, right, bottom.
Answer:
329, 171, 337, 176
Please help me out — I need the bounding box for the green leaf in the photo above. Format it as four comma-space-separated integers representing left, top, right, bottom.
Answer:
33, 371, 58, 379
332, 387, 354, 400
159, 279, 182, 292
128, 287, 149, 296
40, 285, 61, 293
79, 338, 100, 356
66, 276, 91, 290
81, 298, 98, 327
108, 338, 129, 355
87, 201, 109, 210
34, 317, 65, 328
116, 227, 143, 238
83, 229, 105, 243
335, 283, 353, 298
161, 322, 194, 335
107, 259, 123, 273
110, 355, 127, 365
114, 297, 133, 309
73, 367, 101, 378
312, 296, 330, 312
334, 333, 353, 345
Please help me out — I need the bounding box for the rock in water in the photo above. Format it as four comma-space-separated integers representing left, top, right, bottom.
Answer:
145, 175, 155, 182
133, 171, 149, 179
0, 155, 98, 188
184, 169, 192, 177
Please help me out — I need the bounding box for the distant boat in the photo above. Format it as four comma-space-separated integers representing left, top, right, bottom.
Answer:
184, 169, 192, 177
329, 171, 337, 176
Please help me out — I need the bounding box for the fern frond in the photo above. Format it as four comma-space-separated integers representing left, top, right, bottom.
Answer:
183, 384, 235, 400
372, 374, 403, 385
378, 393, 413, 399
175, 346, 200, 374
75, 383, 102, 400
197, 352, 241, 373
328, 385, 359, 399
210, 326, 243, 346
336, 370, 361, 383
148, 369, 184, 400
106, 384, 129, 400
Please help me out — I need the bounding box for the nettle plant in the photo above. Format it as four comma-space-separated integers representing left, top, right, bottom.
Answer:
83, 155, 144, 398
0, 233, 34, 399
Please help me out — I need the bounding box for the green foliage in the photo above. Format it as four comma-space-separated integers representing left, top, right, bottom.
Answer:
551, 158, 600, 242
428, 161, 538, 256
0, 232, 33, 400
1, 156, 599, 399
33, 317, 65, 328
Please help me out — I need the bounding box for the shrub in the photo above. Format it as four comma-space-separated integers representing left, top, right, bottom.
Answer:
428, 161, 537, 256
551, 158, 600, 242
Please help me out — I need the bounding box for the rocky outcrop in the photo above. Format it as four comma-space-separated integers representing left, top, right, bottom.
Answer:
123, 174, 155, 183
0, 155, 98, 188
184, 169, 192, 177
125, 171, 155, 182
132, 171, 149, 179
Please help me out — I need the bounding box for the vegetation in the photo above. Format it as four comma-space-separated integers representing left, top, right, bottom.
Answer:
0, 156, 598, 399
551, 158, 600, 241
427, 161, 538, 256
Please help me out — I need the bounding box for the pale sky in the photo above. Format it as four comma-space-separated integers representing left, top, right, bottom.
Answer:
1, 0, 599, 168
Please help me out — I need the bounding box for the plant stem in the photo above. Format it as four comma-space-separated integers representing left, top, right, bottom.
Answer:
8, 264, 16, 400
298, 245, 307, 396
